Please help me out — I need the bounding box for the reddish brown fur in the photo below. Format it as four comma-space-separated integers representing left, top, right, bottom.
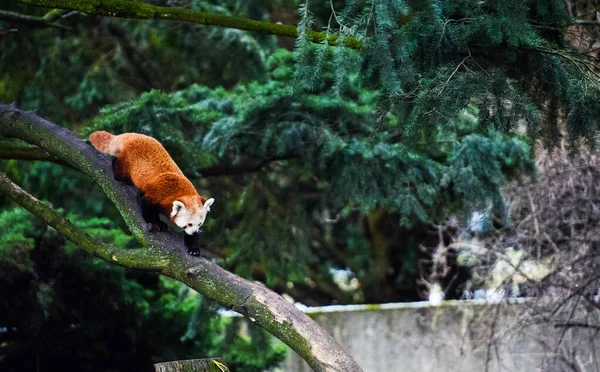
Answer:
89, 131, 205, 214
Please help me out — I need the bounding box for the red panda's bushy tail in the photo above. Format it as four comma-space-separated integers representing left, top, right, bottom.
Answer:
89, 131, 114, 154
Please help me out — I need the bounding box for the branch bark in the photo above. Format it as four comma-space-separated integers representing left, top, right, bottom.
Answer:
154, 358, 226, 372
0, 103, 362, 372
0, 9, 71, 30
18, 0, 363, 50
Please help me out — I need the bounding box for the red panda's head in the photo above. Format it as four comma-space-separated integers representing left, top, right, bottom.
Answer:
170, 195, 214, 235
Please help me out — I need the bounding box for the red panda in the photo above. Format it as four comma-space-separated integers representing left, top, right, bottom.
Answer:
89, 131, 214, 255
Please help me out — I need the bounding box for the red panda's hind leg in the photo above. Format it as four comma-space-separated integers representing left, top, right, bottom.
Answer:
112, 158, 132, 185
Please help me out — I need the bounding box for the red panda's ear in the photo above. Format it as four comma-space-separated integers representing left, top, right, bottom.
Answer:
203, 198, 215, 212
171, 200, 186, 217
200, 197, 206, 205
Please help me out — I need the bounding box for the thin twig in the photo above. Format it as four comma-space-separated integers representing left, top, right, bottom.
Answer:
0, 9, 71, 30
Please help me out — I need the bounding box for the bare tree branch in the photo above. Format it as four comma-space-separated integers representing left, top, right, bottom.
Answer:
554, 322, 600, 330
198, 154, 298, 177
0, 142, 69, 166
0, 103, 362, 372
574, 20, 600, 26
0, 9, 71, 30
18, 0, 363, 50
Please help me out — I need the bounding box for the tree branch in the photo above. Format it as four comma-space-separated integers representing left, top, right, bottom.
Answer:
0, 142, 69, 166
42, 8, 71, 21
574, 20, 600, 26
0, 9, 71, 30
0, 143, 297, 178
198, 154, 298, 177
18, 0, 362, 50
0, 103, 362, 372
0, 171, 166, 270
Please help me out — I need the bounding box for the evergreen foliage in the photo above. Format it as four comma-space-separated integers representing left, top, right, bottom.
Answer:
298, 0, 600, 147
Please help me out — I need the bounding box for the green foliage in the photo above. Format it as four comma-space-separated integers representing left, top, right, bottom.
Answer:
87, 89, 219, 172
0, 207, 37, 278
303, 0, 600, 147
0, 206, 286, 371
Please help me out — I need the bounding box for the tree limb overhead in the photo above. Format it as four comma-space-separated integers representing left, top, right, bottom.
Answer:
18, 0, 363, 50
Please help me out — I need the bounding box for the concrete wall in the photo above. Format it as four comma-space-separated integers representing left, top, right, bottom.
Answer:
279, 300, 600, 372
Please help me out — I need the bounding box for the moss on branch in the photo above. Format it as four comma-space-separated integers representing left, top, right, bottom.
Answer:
42, 8, 71, 21
17, 0, 362, 50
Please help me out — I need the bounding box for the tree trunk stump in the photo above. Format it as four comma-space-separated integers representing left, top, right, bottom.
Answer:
154, 358, 227, 372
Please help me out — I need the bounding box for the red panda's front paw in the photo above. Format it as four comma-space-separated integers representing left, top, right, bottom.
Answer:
184, 233, 201, 257
187, 247, 202, 256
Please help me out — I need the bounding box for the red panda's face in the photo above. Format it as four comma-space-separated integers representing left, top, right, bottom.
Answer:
170, 196, 215, 235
